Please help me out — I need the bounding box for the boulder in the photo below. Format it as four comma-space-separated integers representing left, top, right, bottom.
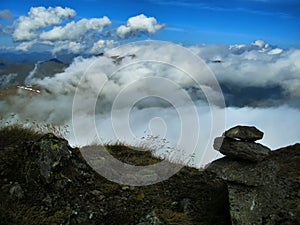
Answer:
214, 137, 270, 162
206, 157, 278, 186
9, 182, 24, 199
29, 133, 73, 183
224, 125, 263, 142
138, 211, 162, 225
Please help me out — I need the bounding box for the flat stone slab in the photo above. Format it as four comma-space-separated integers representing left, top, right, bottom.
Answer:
224, 126, 264, 142
214, 137, 271, 162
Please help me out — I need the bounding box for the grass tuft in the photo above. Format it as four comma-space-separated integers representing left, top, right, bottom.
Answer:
0, 124, 42, 149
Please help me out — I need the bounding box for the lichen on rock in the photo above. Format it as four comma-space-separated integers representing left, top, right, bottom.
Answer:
28, 133, 73, 183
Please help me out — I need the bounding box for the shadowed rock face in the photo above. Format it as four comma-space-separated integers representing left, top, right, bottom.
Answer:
208, 144, 300, 225
209, 125, 300, 225
214, 137, 270, 162
224, 125, 264, 142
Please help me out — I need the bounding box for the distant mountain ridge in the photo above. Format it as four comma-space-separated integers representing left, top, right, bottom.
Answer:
0, 57, 68, 88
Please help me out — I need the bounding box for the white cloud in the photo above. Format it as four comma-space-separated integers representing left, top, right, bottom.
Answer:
12, 6, 76, 41
91, 39, 116, 54
8, 8, 165, 54
268, 48, 283, 55
15, 40, 55, 52
225, 106, 300, 150
51, 41, 84, 54
15, 40, 39, 51
40, 17, 111, 41
117, 14, 165, 38
1, 41, 300, 168
189, 40, 300, 99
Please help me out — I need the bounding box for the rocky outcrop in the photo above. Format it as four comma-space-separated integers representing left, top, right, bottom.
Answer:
26, 133, 74, 184
208, 126, 300, 225
214, 137, 270, 162
214, 125, 270, 162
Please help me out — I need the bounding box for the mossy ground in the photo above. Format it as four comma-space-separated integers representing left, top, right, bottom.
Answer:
0, 124, 42, 148
104, 144, 163, 166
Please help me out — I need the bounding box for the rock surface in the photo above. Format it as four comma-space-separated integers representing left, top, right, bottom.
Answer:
224, 125, 264, 142
209, 125, 300, 224
9, 182, 24, 199
208, 144, 300, 225
214, 137, 271, 162
27, 133, 73, 183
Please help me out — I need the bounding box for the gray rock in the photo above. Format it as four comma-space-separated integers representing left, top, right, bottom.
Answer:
179, 198, 193, 213
207, 157, 278, 186
224, 125, 264, 142
42, 195, 53, 207
90, 190, 105, 200
208, 143, 300, 225
139, 211, 162, 225
214, 137, 270, 162
30, 133, 72, 183
9, 182, 24, 199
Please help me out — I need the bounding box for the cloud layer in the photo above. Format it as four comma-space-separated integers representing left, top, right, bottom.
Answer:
189, 40, 300, 102
1, 40, 299, 168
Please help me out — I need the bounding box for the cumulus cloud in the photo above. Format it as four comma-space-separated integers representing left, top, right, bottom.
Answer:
10, 7, 113, 54
12, 6, 76, 41
91, 40, 116, 54
7, 7, 165, 54
52, 41, 84, 54
117, 14, 165, 38
40, 17, 111, 41
0, 10, 13, 21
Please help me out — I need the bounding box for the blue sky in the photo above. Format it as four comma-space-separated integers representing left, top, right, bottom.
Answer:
1, 0, 300, 51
